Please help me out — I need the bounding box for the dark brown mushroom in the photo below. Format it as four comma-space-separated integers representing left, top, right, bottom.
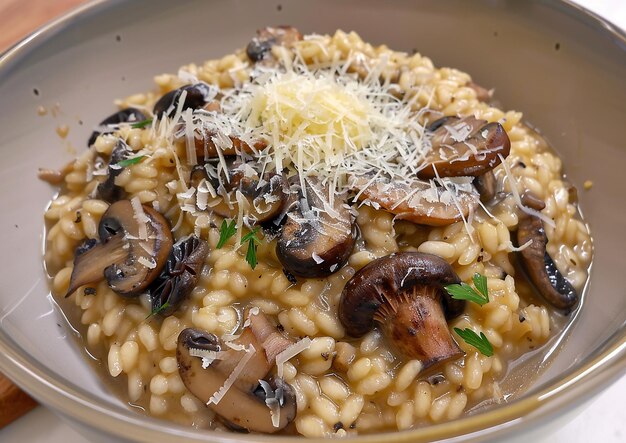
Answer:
418, 116, 511, 179
95, 140, 132, 203
88, 107, 147, 146
246, 26, 303, 62
516, 215, 578, 310
65, 200, 173, 297
153, 83, 215, 118
190, 131, 268, 159
277, 177, 355, 278
190, 163, 287, 223
339, 252, 465, 370
354, 177, 479, 226
149, 235, 210, 316
176, 311, 296, 433
473, 170, 497, 203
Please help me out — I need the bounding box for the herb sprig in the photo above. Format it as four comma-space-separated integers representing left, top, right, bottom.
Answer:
130, 118, 153, 129
446, 273, 494, 355
146, 302, 170, 319
116, 155, 146, 168
444, 273, 489, 306
454, 328, 494, 357
216, 219, 237, 249
241, 227, 261, 269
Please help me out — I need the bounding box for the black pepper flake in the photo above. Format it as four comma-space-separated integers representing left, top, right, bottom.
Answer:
477, 254, 484, 263
518, 161, 527, 168
33, 88, 40, 96
74, 211, 82, 223
519, 314, 526, 323
14, 224, 18, 228
115, 35, 121, 42
277, 323, 285, 332
276, 4, 282, 11
283, 269, 297, 284
333, 422, 344, 431
78, 120, 83, 125
321, 352, 330, 361
84, 287, 97, 296
555, 42, 560, 51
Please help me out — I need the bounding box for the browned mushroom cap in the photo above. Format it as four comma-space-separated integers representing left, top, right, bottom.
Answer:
190, 163, 287, 223
354, 177, 479, 227
153, 83, 215, 118
339, 252, 465, 370
418, 116, 511, 179
176, 311, 296, 433
95, 140, 131, 203
473, 170, 497, 203
246, 26, 303, 62
277, 177, 356, 278
65, 200, 173, 297
88, 107, 147, 146
516, 215, 578, 310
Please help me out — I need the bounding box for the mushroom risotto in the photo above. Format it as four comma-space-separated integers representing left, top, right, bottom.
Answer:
41, 28, 592, 436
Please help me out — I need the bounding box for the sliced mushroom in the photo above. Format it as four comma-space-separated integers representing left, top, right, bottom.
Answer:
65, 200, 173, 297
246, 26, 303, 62
354, 176, 479, 226
277, 177, 355, 278
88, 107, 147, 146
190, 163, 287, 223
474, 170, 497, 203
516, 215, 578, 310
149, 235, 210, 316
96, 140, 131, 203
177, 311, 296, 433
339, 252, 465, 370
153, 82, 216, 118
418, 116, 511, 179
190, 131, 268, 159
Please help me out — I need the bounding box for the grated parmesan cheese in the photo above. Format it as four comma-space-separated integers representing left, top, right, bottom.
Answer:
207, 344, 256, 405
275, 337, 312, 379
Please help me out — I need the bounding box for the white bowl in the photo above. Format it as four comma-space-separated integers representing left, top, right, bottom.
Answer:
0, 1, 624, 442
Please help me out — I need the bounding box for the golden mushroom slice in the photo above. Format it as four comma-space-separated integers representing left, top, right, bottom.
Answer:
65, 199, 173, 297
354, 176, 479, 226
176, 311, 296, 433
418, 116, 511, 179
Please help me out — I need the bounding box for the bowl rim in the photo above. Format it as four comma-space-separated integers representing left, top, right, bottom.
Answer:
0, 0, 625, 441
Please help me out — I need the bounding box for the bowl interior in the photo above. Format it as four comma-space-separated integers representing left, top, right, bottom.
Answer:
0, 0, 625, 440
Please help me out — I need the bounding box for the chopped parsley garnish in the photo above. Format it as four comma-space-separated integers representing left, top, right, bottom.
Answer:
146, 302, 169, 319
130, 118, 153, 129
241, 227, 261, 269
116, 155, 145, 168
454, 328, 494, 357
216, 219, 237, 249
445, 273, 489, 306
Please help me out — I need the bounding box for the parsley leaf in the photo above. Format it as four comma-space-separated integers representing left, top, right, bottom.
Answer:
241, 227, 261, 269
116, 155, 145, 168
454, 328, 494, 357
444, 273, 489, 306
146, 302, 169, 319
216, 219, 237, 249
130, 118, 153, 129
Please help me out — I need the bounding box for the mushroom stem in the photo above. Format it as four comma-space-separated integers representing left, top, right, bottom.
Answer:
379, 286, 464, 369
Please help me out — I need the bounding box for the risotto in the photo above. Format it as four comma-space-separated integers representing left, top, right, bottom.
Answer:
41, 28, 592, 436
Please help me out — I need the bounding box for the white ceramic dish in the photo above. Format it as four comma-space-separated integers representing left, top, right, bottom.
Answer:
0, 1, 624, 442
